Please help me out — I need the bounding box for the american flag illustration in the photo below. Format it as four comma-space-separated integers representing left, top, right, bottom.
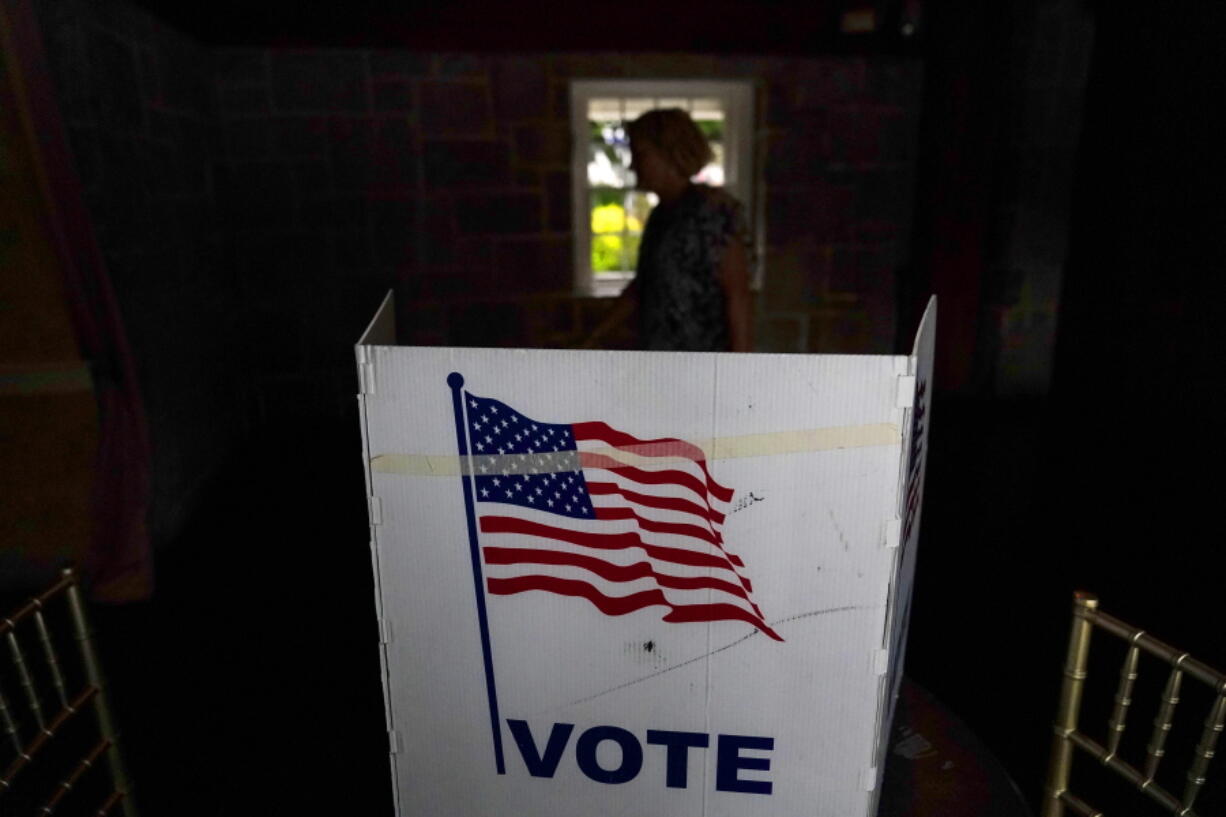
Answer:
460, 388, 782, 641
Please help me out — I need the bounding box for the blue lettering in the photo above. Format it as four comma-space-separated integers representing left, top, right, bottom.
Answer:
507, 720, 573, 778
646, 729, 708, 788
504, 720, 774, 793
575, 725, 643, 784
716, 734, 774, 795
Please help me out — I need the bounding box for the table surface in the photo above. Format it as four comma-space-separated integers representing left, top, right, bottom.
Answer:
880, 680, 1034, 817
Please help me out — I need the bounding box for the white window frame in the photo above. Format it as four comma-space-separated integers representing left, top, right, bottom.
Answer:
570, 80, 756, 298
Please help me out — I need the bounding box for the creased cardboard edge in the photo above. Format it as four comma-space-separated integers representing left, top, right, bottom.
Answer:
357, 291, 403, 816
867, 295, 936, 814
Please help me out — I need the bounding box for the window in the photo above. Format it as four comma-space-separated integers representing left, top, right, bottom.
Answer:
570, 80, 755, 297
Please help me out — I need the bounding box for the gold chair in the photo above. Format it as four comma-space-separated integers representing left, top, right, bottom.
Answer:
0, 567, 136, 816
1042, 591, 1226, 817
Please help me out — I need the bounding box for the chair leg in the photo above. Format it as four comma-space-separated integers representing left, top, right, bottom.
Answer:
64, 568, 139, 817
1041, 592, 1098, 817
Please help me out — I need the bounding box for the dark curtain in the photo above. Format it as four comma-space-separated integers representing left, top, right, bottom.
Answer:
2, 0, 153, 602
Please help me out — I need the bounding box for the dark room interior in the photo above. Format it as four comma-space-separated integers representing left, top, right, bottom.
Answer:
2, 0, 1223, 814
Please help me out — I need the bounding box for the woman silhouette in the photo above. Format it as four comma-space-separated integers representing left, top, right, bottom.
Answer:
585, 108, 752, 352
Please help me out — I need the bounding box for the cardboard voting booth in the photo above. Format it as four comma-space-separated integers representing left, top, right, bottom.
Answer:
356, 294, 935, 817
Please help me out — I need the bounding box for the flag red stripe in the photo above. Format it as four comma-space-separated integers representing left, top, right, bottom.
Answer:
591, 507, 747, 571
480, 515, 738, 573
583, 478, 745, 586
664, 602, 783, 641
579, 453, 712, 506
594, 505, 746, 568
586, 481, 725, 526
486, 575, 782, 641
584, 468, 754, 597
482, 546, 753, 604
591, 508, 754, 609
594, 506, 721, 547
573, 421, 734, 502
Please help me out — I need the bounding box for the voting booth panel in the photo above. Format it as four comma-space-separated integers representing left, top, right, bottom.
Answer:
356, 293, 935, 817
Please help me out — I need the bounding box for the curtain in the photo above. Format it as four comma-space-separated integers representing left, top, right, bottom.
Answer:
1, 0, 152, 602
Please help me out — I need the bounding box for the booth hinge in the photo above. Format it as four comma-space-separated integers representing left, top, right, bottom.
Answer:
388, 730, 402, 754
360, 362, 376, 395
895, 375, 916, 408
379, 618, 393, 645
884, 518, 901, 549
369, 495, 383, 525
860, 765, 879, 792
874, 649, 890, 675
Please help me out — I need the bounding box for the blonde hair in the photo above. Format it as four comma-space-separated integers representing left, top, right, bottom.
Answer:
627, 108, 714, 179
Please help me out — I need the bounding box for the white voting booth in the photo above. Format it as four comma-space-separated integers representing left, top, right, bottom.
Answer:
356, 294, 935, 817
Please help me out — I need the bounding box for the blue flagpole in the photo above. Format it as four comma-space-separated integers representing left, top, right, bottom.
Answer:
447, 372, 506, 775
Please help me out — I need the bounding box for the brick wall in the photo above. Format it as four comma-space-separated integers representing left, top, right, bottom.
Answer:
36, 0, 241, 543
212, 50, 923, 377
37, 0, 924, 544
760, 57, 920, 353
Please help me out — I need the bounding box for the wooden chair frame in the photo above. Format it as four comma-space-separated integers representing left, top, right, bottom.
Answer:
1042, 591, 1226, 817
0, 567, 136, 816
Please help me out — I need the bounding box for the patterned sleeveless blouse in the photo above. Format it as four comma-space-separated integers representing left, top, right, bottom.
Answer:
635, 184, 751, 352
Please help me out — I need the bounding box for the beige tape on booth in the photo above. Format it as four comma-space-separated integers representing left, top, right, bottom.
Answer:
369, 422, 899, 477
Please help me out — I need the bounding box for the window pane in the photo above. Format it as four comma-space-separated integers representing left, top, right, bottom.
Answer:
573, 81, 751, 293
622, 193, 646, 235
626, 191, 654, 228
623, 98, 655, 121
591, 234, 623, 273
695, 118, 725, 142
588, 141, 630, 188
695, 163, 724, 186
623, 233, 641, 271
588, 98, 621, 119
590, 233, 643, 276
590, 188, 649, 274
657, 97, 690, 111
694, 142, 725, 186
591, 195, 632, 234
589, 114, 624, 136
590, 187, 623, 210
587, 111, 631, 188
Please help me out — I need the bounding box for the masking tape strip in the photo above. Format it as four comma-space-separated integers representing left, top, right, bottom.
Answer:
370, 422, 899, 477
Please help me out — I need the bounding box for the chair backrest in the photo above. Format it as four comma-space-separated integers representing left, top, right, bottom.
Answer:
0, 567, 136, 816
1042, 591, 1226, 817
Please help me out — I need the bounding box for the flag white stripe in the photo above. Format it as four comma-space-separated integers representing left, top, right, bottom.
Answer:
482, 562, 756, 616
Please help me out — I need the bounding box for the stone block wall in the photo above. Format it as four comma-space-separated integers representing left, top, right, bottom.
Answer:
210, 50, 922, 373
760, 58, 921, 353
36, 0, 924, 544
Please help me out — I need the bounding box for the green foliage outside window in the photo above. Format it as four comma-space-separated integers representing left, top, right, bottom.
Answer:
591, 202, 642, 273
695, 119, 724, 141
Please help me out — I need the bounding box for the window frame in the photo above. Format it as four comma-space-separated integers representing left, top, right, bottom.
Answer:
569, 79, 756, 298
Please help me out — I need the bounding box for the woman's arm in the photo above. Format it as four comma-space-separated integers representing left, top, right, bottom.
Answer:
579, 278, 639, 349
718, 239, 753, 352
